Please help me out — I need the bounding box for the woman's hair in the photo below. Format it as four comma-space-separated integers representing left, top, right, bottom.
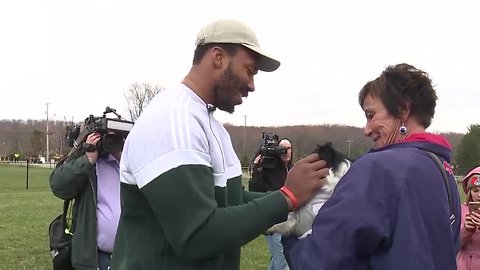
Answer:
466, 190, 473, 203
358, 63, 438, 128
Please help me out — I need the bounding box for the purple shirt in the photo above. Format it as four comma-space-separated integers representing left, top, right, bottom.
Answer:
95, 154, 121, 253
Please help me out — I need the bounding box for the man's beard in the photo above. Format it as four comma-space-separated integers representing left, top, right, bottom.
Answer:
213, 63, 245, 114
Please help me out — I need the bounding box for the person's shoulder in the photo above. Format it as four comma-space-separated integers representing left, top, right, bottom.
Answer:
58, 152, 88, 166
160, 85, 208, 117
350, 149, 391, 167
347, 147, 421, 179
361, 146, 423, 164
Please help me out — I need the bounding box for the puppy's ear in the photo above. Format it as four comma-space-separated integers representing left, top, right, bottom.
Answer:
313, 142, 334, 168
312, 144, 325, 159
312, 142, 347, 170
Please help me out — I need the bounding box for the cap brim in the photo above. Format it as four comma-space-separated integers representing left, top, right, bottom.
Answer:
242, 44, 280, 72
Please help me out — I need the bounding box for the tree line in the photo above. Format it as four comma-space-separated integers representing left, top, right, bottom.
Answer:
0, 82, 477, 175
0, 82, 163, 162
0, 119, 466, 168
224, 124, 466, 169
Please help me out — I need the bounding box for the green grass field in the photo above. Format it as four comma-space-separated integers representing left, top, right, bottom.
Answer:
0, 163, 466, 270
0, 164, 60, 270
0, 163, 270, 270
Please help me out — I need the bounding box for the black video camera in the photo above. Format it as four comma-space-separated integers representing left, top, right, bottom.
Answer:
260, 132, 287, 169
66, 106, 134, 154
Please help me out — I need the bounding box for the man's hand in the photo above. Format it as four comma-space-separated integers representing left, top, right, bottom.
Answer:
84, 133, 101, 164
253, 155, 263, 165
282, 153, 329, 210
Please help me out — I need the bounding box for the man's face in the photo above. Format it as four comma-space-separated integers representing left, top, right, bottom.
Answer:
213, 48, 258, 113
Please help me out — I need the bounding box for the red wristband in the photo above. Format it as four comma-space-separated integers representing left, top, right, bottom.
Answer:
280, 186, 298, 209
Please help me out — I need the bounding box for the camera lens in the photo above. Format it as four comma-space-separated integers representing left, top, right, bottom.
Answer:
102, 134, 125, 153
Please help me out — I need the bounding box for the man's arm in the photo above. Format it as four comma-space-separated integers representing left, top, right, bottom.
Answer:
141, 164, 289, 260
242, 189, 267, 202
50, 154, 94, 200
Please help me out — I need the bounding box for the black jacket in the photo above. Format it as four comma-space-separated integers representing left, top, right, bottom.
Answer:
249, 157, 290, 192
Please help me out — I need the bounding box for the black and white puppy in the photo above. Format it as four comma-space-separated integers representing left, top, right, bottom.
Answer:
266, 142, 352, 238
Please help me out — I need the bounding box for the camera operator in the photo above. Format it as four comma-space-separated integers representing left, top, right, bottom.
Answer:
50, 130, 125, 270
249, 137, 293, 270
250, 138, 293, 192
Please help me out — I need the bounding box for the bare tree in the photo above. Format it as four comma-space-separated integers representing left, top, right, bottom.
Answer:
124, 82, 164, 121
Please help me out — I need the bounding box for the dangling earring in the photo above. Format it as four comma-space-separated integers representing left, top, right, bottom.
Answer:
399, 122, 408, 135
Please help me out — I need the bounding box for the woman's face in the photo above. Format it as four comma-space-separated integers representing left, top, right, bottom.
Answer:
362, 95, 402, 149
471, 187, 480, 202
279, 139, 292, 164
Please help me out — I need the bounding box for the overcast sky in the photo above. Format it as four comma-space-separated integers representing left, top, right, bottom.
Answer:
0, 0, 478, 134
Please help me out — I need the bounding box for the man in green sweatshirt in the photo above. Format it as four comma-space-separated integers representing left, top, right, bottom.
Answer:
111, 19, 329, 270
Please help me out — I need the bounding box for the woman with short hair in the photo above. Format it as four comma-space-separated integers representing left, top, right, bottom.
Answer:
283, 63, 461, 270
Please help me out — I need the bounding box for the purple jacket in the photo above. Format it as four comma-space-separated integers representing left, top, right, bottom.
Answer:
283, 133, 461, 270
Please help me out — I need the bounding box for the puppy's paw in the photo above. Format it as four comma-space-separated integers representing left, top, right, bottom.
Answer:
265, 213, 297, 236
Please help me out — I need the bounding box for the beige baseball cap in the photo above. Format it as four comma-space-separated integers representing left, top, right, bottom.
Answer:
195, 19, 281, 72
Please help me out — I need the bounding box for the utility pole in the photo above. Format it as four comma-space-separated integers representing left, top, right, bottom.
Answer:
46, 103, 50, 165
242, 115, 248, 154
346, 139, 354, 158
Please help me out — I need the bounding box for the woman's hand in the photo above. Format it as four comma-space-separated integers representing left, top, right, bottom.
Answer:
464, 214, 477, 232
253, 155, 263, 165
470, 210, 480, 229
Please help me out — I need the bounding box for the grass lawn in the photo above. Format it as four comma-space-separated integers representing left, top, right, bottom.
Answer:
0, 163, 466, 270
0, 164, 271, 270
0, 163, 59, 270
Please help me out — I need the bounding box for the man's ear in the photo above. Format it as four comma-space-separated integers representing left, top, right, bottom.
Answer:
211, 46, 224, 69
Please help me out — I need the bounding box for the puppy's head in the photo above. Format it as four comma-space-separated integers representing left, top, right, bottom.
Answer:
313, 142, 348, 171
313, 142, 351, 190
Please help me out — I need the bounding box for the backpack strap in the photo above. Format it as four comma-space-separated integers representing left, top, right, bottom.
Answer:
62, 199, 74, 235
424, 151, 455, 225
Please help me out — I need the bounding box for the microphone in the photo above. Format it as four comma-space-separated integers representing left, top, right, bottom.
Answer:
207, 104, 216, 113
